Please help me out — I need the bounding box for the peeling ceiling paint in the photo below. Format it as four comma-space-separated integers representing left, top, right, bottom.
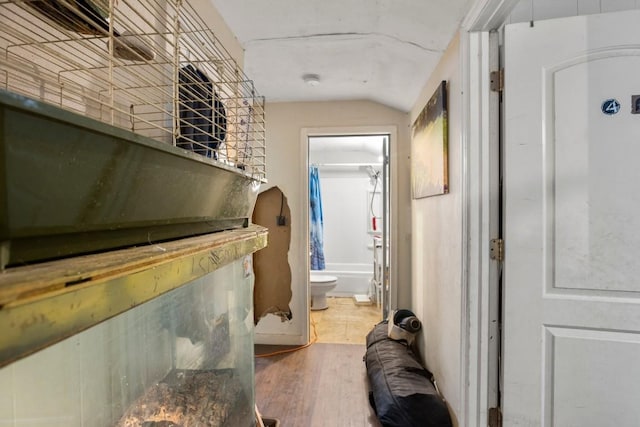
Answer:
210, 0, 474, 111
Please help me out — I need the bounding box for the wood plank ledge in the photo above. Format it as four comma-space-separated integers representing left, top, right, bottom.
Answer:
0, 225, 268, 368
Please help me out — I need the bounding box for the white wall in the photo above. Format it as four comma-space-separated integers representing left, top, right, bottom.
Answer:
255, 100, 411, 344
319, 169, 377, 267
315, 168, 377, 295
189, 0, 244, 67
409, 32, 464, 425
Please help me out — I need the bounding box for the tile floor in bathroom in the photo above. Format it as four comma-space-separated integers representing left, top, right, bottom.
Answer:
311, 296, 382, 344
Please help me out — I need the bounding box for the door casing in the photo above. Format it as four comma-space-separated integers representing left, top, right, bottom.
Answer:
301, 126, 398, 343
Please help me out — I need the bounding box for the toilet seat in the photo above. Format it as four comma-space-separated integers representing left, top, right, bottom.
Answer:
310, 274, 337, 283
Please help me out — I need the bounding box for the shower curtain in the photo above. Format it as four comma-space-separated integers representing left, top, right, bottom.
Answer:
309, 166, 325, 270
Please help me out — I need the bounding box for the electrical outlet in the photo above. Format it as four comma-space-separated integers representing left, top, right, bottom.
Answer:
277, 215, 286, 226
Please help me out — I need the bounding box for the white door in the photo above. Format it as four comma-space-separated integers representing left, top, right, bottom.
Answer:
503, 11, 640, 426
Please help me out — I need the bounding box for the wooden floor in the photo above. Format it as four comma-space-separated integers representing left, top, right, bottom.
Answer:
255, 298, 383, 426
255, 343, 382, 427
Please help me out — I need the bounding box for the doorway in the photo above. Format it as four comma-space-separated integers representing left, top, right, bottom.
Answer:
307, 133, 391, 343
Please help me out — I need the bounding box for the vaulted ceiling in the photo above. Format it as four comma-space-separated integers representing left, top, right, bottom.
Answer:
211, 0, 475, 112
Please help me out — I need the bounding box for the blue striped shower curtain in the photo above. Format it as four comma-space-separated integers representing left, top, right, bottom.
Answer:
309, 166, 325, 270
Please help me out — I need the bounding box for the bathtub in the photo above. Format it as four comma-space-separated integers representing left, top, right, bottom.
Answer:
313, 263, 373, 297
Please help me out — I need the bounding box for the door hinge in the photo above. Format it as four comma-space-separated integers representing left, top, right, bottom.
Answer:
490, 69, 504, 92
490, 238, 504, 262
488, 407, 502, 427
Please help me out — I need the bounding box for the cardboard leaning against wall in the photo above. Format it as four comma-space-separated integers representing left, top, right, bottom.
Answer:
252, 186, 293, 324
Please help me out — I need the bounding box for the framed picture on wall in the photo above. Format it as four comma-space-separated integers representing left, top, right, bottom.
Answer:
411, 80, 448, 199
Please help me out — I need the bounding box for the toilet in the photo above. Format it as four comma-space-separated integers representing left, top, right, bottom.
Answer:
309, 273, 338, 311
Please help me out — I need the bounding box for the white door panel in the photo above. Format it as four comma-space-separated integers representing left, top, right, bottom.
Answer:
546, 327, 640, 426
552, 54, 640, 294
504, 10, 640, 426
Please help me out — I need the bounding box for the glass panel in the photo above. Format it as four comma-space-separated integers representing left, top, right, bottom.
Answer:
0, 257, 255, 427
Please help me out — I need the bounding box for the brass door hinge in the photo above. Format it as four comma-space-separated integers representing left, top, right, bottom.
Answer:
488, 407, 502, 427
490, 69, 504, 92
490, 238, 504, 262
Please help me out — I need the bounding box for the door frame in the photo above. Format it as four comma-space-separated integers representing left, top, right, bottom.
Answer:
460, 1, 521, 426
459, 30, 501, 427
301, 126, 397, 343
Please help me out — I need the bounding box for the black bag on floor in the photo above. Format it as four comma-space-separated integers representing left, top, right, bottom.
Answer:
365, 322, 452, 427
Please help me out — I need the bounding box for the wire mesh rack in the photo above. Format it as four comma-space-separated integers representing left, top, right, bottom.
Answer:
0, 0, 266, 181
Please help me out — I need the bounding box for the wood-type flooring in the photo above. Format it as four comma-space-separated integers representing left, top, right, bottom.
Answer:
255, 297, 383, 426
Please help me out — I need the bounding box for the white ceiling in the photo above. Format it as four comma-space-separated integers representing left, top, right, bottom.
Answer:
210, 0, 475, 112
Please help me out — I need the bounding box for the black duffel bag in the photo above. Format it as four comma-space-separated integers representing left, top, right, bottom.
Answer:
365, 321, 452, 427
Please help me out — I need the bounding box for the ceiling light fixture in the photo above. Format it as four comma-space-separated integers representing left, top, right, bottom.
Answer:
303, 74, 321, 86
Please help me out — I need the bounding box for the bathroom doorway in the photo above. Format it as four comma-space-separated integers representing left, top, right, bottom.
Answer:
307, 133, 390, 344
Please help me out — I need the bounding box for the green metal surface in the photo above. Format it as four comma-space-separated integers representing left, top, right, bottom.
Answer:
0, 90, 261, 266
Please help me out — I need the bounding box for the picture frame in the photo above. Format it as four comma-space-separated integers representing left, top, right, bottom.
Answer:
411, 80, 448, 199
